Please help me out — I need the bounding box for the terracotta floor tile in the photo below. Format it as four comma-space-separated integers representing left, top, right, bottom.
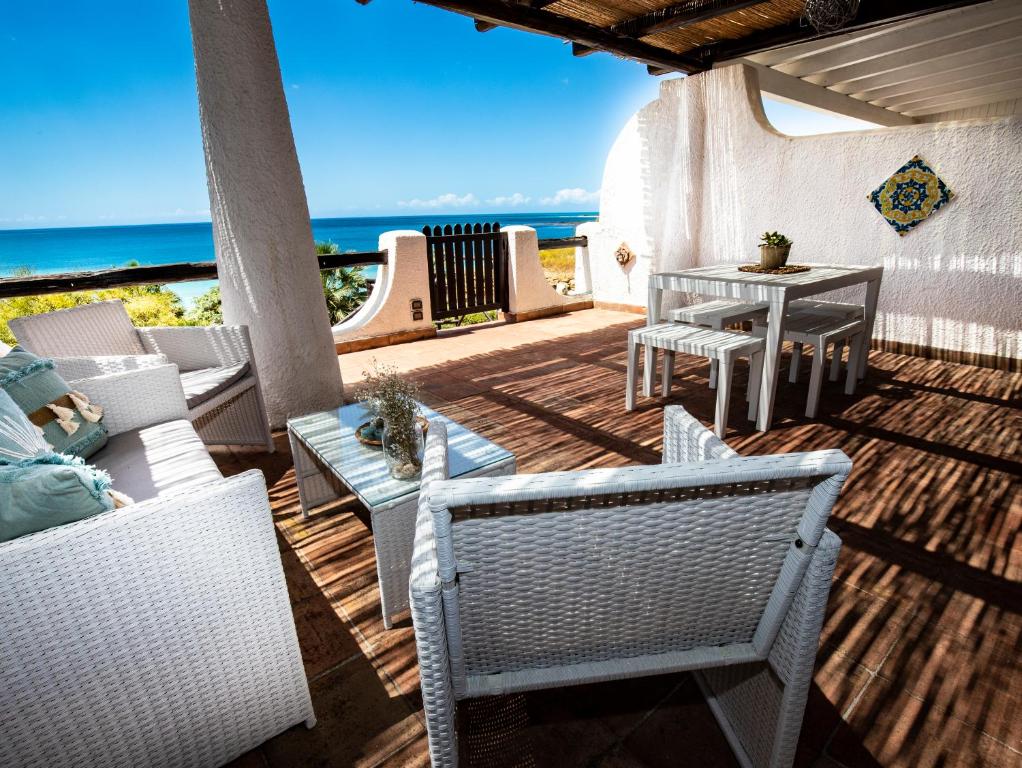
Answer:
261, 659, 424, 768
223, 747, 267, 768
828, 678, 1021, 768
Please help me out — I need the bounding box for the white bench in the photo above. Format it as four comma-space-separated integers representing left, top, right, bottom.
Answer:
668, 300, 767, 388
627, 323, 764, 437
753, 314, 865, 418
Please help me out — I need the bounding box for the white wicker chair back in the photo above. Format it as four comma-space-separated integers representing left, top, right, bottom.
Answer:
425, 444, 849, 698
9, 299, 146, 357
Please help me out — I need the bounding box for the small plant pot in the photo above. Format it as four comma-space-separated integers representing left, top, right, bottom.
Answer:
759, 244, 791, 269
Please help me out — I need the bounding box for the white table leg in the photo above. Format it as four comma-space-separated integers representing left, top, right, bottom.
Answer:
625, 333, 640, 410
662, 350, 675, 397
644, 284, 663, 397
747, 351, 763, 422
289, 430, 342, 518
788, 342, 802, 384
860, 277, 881, 380
715, 355, 733, 438
757, 295, 789, 432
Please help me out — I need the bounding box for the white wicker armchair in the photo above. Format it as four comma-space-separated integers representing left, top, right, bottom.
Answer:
410, 406, 849, 768
0, 363, 314, 767
9, 299, 274, 450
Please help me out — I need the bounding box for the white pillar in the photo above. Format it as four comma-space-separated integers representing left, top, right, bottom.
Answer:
188, 0, 342, 426
504, 226, 583, 322
332, 230, 436, 351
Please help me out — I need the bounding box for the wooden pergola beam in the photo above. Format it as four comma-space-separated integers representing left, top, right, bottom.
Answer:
475, 0, 563, 31
705, 0, 991, 66
415, 0, 705, 73
611, 0, 767, 39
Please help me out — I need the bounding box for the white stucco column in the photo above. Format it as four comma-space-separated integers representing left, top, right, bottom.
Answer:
188, 0, 342, 426
332, 230, 436, 352
504, 226, 587, 322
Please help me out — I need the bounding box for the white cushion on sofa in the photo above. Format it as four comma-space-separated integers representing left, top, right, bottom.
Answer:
91, 419, 222, 503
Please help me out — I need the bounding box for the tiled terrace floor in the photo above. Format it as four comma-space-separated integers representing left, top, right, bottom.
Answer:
216, 308, 1021, 768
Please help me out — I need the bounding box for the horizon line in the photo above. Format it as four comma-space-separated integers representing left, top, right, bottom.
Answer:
0, 210, 600, 235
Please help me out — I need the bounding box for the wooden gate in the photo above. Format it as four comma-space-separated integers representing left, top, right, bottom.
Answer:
423, 222, 509, 322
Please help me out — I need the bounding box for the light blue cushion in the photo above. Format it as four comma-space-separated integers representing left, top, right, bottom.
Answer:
0, 347, 108, 458
0, 456, 115, 542
0, 389, 117, 542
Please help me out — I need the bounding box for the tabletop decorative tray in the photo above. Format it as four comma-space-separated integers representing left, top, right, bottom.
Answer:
356, 416, 430, 449
738, 264, 812, 275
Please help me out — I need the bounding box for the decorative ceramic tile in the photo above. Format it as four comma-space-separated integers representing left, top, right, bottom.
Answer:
868, 155, 953, 236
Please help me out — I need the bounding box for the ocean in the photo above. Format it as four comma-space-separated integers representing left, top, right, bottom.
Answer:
0, 212, 597, 306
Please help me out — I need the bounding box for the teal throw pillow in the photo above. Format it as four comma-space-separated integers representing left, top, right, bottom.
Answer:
0, 388, 130, 542
0, 347, 108, 458
0, 456, 116, 542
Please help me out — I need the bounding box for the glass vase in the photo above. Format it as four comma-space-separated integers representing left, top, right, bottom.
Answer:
381, 420, 424, 480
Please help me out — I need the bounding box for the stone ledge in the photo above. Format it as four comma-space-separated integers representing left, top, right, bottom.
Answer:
504, 299, 594, 324
334, 328, 437, 355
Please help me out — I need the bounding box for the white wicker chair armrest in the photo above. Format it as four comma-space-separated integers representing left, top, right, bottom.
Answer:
70, 363, 188, 436
410, 422, 459, 767
767, 528, 841, 686
663, 405, 738, 463
137, 325, 253, 370
0, 470, 314, 767
52, 354, 168, 381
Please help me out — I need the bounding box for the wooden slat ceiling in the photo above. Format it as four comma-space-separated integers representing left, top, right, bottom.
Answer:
397, 0, 1020, 124
405, 0, 993, 73
735, 0, 1022, 119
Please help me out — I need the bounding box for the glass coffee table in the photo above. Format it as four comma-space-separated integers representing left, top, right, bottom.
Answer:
287, 401, 515, 628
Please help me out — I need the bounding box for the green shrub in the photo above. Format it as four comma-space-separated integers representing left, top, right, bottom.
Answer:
1, 281, 188, 347
3, 241, 371, 346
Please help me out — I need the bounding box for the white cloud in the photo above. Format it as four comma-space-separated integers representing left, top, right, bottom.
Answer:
487, 192, 530, 208
397, 192, 480, 209
540, 187, 600, 206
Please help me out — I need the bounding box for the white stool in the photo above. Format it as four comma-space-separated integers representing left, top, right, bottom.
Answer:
786, 300, 867, 382
753, 315, 865, 418
626, 323, 764, 437
669, 300, 767, 388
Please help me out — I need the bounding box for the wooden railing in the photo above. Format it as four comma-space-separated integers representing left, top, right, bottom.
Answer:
0, 235, 587, 300
0, 250, 388, 299
537, 235, 588, 250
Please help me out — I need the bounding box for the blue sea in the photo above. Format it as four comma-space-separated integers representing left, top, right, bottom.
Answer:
0, 212, 596, 306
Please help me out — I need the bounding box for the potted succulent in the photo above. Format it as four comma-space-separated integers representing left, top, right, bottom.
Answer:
356, 362, 425, 480
759, 231, 792, 269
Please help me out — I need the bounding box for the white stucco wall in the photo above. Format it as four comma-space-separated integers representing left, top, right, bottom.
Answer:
584, 64, 1022, 362
332, 230, 434, 343
189, 0, 343, 425
505, 226, 578, 316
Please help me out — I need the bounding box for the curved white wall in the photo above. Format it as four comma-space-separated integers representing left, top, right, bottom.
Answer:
584, 64, 1022, 363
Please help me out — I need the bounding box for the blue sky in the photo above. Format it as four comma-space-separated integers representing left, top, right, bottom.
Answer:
0, 0, 872, 229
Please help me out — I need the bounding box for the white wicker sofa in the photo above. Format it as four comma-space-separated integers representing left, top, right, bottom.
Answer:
411, 406, 850, 768
0, 363, 313, 768
10, 300, 274, 451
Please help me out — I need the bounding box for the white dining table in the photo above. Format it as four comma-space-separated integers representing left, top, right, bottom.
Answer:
647, 263, 884, 431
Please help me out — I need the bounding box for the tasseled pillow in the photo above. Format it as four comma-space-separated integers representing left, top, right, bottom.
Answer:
0, 347, 108, 458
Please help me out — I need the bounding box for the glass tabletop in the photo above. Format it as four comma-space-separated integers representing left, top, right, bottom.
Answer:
287, 401, 513, 510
